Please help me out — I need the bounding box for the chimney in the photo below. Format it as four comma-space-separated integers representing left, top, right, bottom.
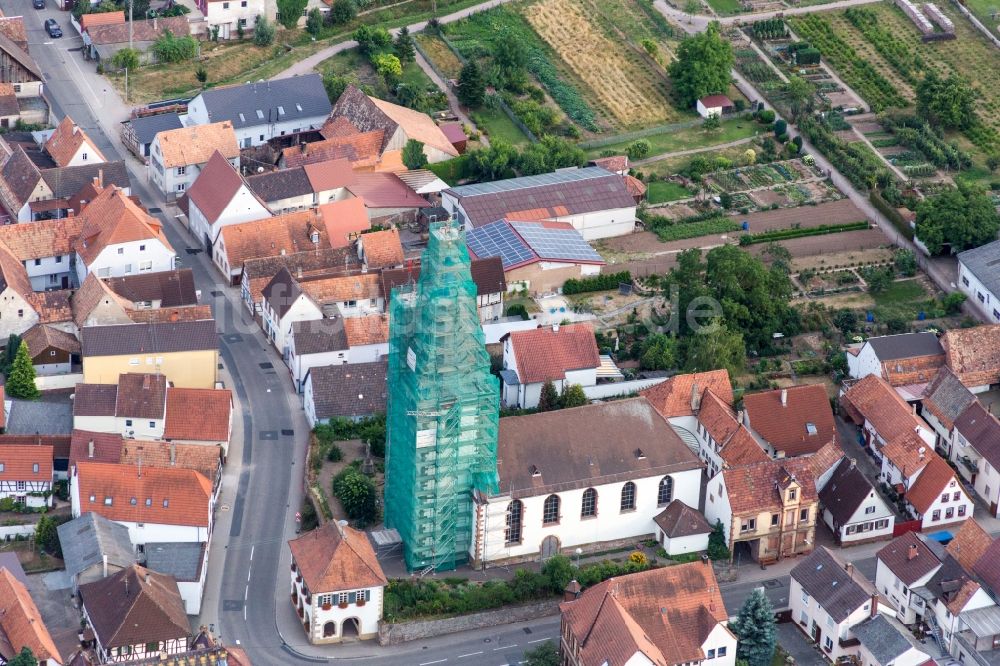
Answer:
103, 554, 108, 578
97, 168, 103, 188
845, 562, 854, 579
563, 579, 581, 602
143, 374, 151, 390
145, 572, 151, 585
300, 141, 308, 154
691, 382, 701, 412
552, 323, 560, 333
870, 593, 878, 618
918, 446, 926, 461
908, 544, 918, 561
912, 403, 917, 415
781, 389, 788, 407
170, 442, 176, 466
849, 457, 856, 470
88, 439, 94, 459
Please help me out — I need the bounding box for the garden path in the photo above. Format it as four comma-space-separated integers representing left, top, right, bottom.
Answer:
632, 135, 756, 166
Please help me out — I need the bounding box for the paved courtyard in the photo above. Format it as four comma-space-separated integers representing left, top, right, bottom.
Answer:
776, 621, 827, 666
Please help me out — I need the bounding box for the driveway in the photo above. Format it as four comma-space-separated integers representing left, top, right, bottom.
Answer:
776, 621, 827, 666
26, 572, 80, 661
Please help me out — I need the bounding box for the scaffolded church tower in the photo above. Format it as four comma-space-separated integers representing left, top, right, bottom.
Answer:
384, 221, 500, 572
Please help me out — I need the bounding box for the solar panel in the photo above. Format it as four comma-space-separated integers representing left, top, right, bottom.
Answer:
511, 222, 603, 263
448, 167, 613, 197
466, 221, 537, 269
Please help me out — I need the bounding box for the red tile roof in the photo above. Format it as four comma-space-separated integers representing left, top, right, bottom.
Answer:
506, 323, 600, 384
318, 198, 370, 248
743, 385, 836, 456
881, 430, 932, 479
217, 209, 328, 270
0, 444, 53, 481
877, 531, 942, 585
699, 95, 733, 108
289, 521, 387, 593
163, 388, 232, 442
185, 150, 259, 225
697, 390, 769, 467
942, 324, 1000, 389
359, 228, 403, 269
906, 455, 961, 514
282, 130, 384, 169
69, 430, 125, 471
343, 314, 389, 347
346, 172, 427, 209
946, 518, 991, 570
0, 568, 62, 664
45, 115, 106, 168
840, 375, 926, 440
302, 158, 356, 192
722, 457, 818, 515
75, 461, 211, 528
641, 369, 733, 419
75, 186, 173, 264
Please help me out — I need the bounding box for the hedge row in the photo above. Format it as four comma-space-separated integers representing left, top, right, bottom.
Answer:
740, 220, 869, 244
563, 271, 631, 295
652, 217, 741, 242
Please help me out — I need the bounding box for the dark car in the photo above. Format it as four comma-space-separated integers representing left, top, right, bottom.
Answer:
32, 0, 45, 9
44, 18, 62, 37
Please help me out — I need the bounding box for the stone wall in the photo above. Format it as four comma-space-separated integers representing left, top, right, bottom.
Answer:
378, 600, 560, 646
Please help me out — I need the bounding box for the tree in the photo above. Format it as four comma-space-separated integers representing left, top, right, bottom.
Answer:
402, 139, 427, 170
683, 0, 701, 16
277, 0, 308, 29
541, 555, 575, 593
517, 136, 586, 175
668, 22, 734, 108
151, 30, 198, 63
35, 515, 61, 558
707, 519, 730, 560
943, 291, 967, 315
466, 139, 517, 181
254, 15, 276, 46
773, 119, 787, 136
327, 0, 356, 25
894, 248, 917, 277
6, 341, 38, 399
639, 334, 678, 371
523, 641, 559, 666
323, 73, 351, 103
682, 320, 746, 375
332, 467, 379, 524
305, 7, 323, 35
783, 75, 813, 116
111, 48, 139, 71
916, 71, 976, 130
833, 309, 858, 336
0, 334, 19, 376
742, 148, 756, 165
7, 648, 37, 666
730, 589, 777, 666
372, 52, 402, 85
457, 61, 485, 108
195, 65, 208, 84
626, 139, 650, 160
353, 25, 392, 56
537, 380, 559, 412
915, 182, 1000, 255
393, 26, 415, 63
560, 384, 588, 409
641, 38, 658, 59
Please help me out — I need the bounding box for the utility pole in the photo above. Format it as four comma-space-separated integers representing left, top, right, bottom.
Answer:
125, 0, 133, 102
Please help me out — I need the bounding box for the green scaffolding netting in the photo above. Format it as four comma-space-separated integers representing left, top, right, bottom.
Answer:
383, 221, 500, 572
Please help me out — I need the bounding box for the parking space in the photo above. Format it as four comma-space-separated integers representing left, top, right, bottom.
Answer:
776, 621, 827, 666
25, 571, 81, 660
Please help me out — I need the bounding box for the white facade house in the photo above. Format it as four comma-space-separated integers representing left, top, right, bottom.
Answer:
303, 361, 387, 429
696, 95, 734, 119
500, 324, 600, 410
287, 318, 388, 393
957, 240, 1000, 323
820, 458, 894, 545
841, 375, 936, 460
653, 499, 712, 556
149, 121, 240, 200
76, 238, 176, 286
845, 332, 944, 387
874, 532, 942, 626
951, 401, 1000, 516
185, 151, 271, 251
0, 445, 54, 509
198, 0, 265, 39
851, 614, 931, 666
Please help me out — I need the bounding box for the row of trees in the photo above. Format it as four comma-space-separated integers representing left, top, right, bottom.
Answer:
461, 135, 586, 181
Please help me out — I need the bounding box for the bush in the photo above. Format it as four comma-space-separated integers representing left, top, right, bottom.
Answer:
894, 249, 917, 277
943, 291, 967, 315
757, 109, 775, 124
305, 7, 323, 35
327, 0, 356, 24
151, 30, 198, 63
741, 221, 868, 245
254, 15, 275, 46
562, 271, 631, 295
110, 48, 139, 71
332, 466, 379, 525
626, 139, 651, 160
506, 303, 529, 320
326, 444, 343, 462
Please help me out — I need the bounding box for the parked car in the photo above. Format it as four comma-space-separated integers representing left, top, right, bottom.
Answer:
32, 0, 45, 9
44, 18, 62, 37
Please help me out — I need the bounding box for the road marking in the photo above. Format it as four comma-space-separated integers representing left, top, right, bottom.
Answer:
244, 584, 249, 600
250, 545, 254, 561
419, 660, 448, 665
526, 638, 549, 644
457, 652, 482, 658
493, 645, 513, 650
243, 604, 247, 620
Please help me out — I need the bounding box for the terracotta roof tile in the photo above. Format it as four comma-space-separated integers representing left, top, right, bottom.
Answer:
288, 522, 387, 593
697, 390, 768, 467
359, 228, 403, 269
105, 269, 197, 308
0, 215, 82, 260
282, 130, 384, 169
0, 16, 29, 49
217, 209, 328, 270
0, 443, 53, 481
318, 198, 370, 248
163, 387, 232, 442
114, 373, 167, 419
320, 116, 359, 138
78, 11, 125, 31
155, 121, 238, 169
369, 97, 458, 157
905, 454, 961, 514
560, 560, 728, 666
69, 430, 125, 471
73, 384, 119, 417
881, 430, 932, 479
942, 324, 1000, 389
0, 82, 19, 118
87, 16, 189, 45
127, 304, 214, 324
299, 272, 381, 305
590, 156, 628, 172
74, 186, 174, 265
654, 500, 712, 538
28, 289, 73, 324
185, 151, 258, 225
72, 273, 132, 328
840, 375, 926, 440
118, 440, 222, 487
721, 457, 817, 515
346, 172, 427, 209
303, 158, 356, 192
45, 116, 106, 168
641, 369, 733, 419
947, 518, 992, 571
743, 385, 836, 456
623, 174, 646, 198
75, 461, 212, 528
507, 323, 600, 384
0, 568, 61, 664
343, 314, 388, 347
21, 323, 80, 357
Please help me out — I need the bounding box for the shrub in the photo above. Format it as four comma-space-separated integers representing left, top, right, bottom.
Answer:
626, 139, 651, 160
253, 15, 275, 46
110, 48, 139, 71
562, 271, 631, 295
327, 0, 356, 25
151, 30, 198, 63
757, 109, 775, 123
332, 466, 379, 525
326, 444, 343, 462
894, 249, 917, 277
506, 303, 529, 320
943, 291, 967, 314
305, 7, 323, 35
195, 65, 207, 84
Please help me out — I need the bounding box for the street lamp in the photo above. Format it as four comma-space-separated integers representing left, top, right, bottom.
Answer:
574, 547, 582, 567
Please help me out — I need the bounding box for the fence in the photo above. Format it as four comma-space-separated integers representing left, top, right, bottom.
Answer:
892, 519, 922, 537
0, 524, 35, 540
36, 373, 83, 391
950, 0, 1000, 48
579, 112, 755, 150
582, 377, 667, 400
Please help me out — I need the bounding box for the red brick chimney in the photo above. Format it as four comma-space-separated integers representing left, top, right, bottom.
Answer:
563, 580, 581, 602
908, 544, 918, 561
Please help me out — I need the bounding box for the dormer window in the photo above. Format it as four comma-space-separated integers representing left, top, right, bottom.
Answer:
529, 465, 541, 478
788, 488, 797, 501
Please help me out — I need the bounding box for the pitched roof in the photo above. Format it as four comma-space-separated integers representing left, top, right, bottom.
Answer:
466, 219, 604, 270
507, 323, 600, 384
721, 457, 817, 515
86, 16, 189, 45
343, 314, 389, 347
560, 560, 728, 666
840, 375, 926, 439
217, 209, 328, 270
0, 82, 18, 118
0, 568, 61, 664
319, 197, 370, 248
42, 161, 130, 199
877, 531, 943, 585
245, 167, 314, 202
78, 564, 189, 650
46, 115, 106, 168
947, 518, 992, 571
0, 214, 82, 260
68, 430, 126, 471
126, 113, 184, 146
105, 269, 198, 308
926, 555, 981, 614
79, 11, 126, 31
299, 272, 381, 306
851, 614, 924, 665
641, 370, 733, 419
380, 257, 506, 301
241, 247, 360, 304
921, 367, 976, 432
954, 401, 1000, 472
75, 461, 211, 528
699, 95, 733, 108
941, 324, 1000, 389
905, 455, 959, 514
0, 146, 41, 213
281, 130, 384, 169
71, 274, 132, 328
971, 538, 1000, 598
154, 120, 238, 168
144, 542, 205, 583
118, 440, 222, 487
819, 458, 879, 526
288, 522, 387, 593
346, 172, 427, 209
0, 443, 53, 481
0, 239, 32, 298
697, 389, 769, 467
22, 323, 80, 356
163, 387, 232, 442
444, 167, 636, 228
115, 373, 168, 420
359, 228, 403, 269
743, 384, 836, 456
0, 16, 28, 50
369, 96, 458, 157
654, 500, 712, 538
303, 158, 356, 192
881, 430, 932, 479
959, 238, 1000, 300
790, 547, 872, 622
498, 398, 701, 496
590, 156, 628, 173
81, 320, 217, 357
57, 512, 135, 582
290, 319, 347, 355
193, 73, 331, 131
74, 186, 173, 264
307, 360, 387, 420
0, 31, 41, 80
865, 332, 943, 361
185, 151, 255, 225
72, 383, 119, 417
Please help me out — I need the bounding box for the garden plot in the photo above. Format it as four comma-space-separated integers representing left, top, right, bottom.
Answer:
706, 159, 817, 193
522, 0, 680, 129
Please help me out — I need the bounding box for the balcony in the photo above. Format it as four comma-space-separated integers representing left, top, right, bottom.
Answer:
957, 455, 980, 477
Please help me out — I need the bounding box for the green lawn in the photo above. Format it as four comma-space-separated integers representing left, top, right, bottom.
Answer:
705, 0, 743, 15
470, 107, 532, 146
647, 181, 692, 204
873, 278, 932, 321
962, 0, 1000, 33
586, 118, 760, 159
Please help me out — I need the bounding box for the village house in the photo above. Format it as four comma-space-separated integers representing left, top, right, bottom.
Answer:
695, 388, 770, 477
303, 360, 386, 428
919, 366, 976, 451
466, 219, 605, 295
72, 272, 207, 331
559, 559, 736, 666
0, 31, 47, 127
21, 323, 79, 375
78, 565, 191, 662
185, 74, 331, 148
470, 398, 703, 568
288, 520, 388, 644
328, 85, 458, 164
840, 374, 936, 459
288, 315, 388, 393
245, 167, 317, 214
58, 512, 136, 594
380, 256, 507, 325
499, 323, 602, 410
0, 215, 81, 291
120, 111, 183, 159
104, 269, 198, 310
240, 246, 360, 316
279, 125, 387, 170
213, 209, 329, 285
357, 229, 404, 271
150, 121, 239, 200
0, 567, 63, 666
790, 546, 895, 663
82, 16, 190, 66
818, 457, 894, 544
303, 159, 358, 206
941, 324, 1000, 394
316, 198, 370, 247
80, 320, 219, 389
847, 332, 945, 398
957, 239, 1000, 323
0, 442, 53, 508
184, 151, 270, 252
45, 115, 106, 168
195, 0, 265, 39
875, 530, 945, 625
742, 384, 838, 458
442, 167, 638, 241
73, 186, 176, 284
851, 612, 932, 666
642, 368, 733, 429
951, 401, 1000, 516
705, 457, 819, 563
696, 94, 735, 118
653, 499, 713, 556
345, 172, 427, 225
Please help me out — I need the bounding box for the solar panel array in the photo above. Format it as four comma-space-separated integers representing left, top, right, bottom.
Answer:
466, 221, 537, 269
511, 222, 604, 263
447, 167, 613, 197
